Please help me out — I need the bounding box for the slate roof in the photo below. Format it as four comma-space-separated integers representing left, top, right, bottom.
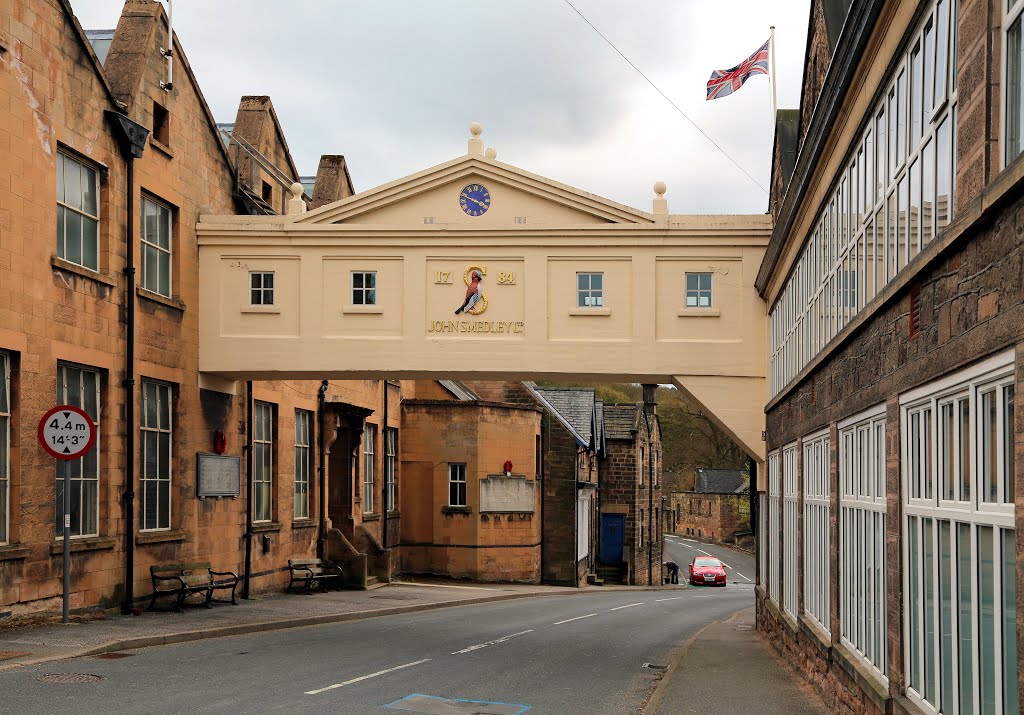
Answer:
439, 380, 479, 402
603, 404, 640, 441
523, 384, 597, 448
694, 468, 747, 494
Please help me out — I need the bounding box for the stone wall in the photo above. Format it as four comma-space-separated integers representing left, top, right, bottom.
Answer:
670, 492, 747, 544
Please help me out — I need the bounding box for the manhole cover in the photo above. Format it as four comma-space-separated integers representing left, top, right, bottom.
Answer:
37, 673, 103, 684
92, 652, 133, 659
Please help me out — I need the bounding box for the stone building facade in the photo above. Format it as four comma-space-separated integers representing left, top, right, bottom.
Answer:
757, 1, 1021, 713
670, 468, 749, 544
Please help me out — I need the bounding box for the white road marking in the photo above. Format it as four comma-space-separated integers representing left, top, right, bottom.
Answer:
451, 630, 533, 654
609, 602, 644, 611
697, 549, 712, 556
305, 659, 431, 695
655, 597, 685, 602
734, 572, 753, 583
681, 538, 697, 543
554, 613, 598, 625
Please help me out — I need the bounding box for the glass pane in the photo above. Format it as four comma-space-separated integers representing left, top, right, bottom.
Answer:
365, 288, 375, 306
353, 273, 364, 289
143, 479, 157, 529
979, 525, 996, 714
144, 382, 157, 427
159, 251, 171, 296
935, 0, 949, 107
264, 273, 273, 290
1005, 386, 1015, 504
365, 272, 375, 289
143, 244, 159, 292
685, 273, 698, 291
936, 115, 951, 230
982, 390, 998, 502
924, 518, 936, 702
911, 45, 923, 145
1007, 19, 1023, 162
939, 520, 954, 711
158, 206, 170, 250
961, 399, 971, 502
158, 432, 170, 479
82, 217, 98, 270
959, 522, 974, 714
143, 199, 158, 243
65, 158, 82, 210
897, 70, 907, 164
158, 478, 169, 529
591, 273, 602, 290
909, 158, 921, 256
57, 206, 66, 258
353, 288, 364, 305
922, 138, 935, 245
57, 153, 65, 203
82, 166, 97, 216
1001, 528, 1018, 715
923, 22, 934, 120
686, 295, 697, 307
65, 210, 82, 265
144, 431, 157, 480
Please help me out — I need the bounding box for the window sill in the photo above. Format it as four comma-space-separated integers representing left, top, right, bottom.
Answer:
136, 529, 186, 545
0, 544, 30, 561
362, 513, 380, 522
386, 510, 401, 518
832, 640, 890, 711
342, 306, 383, 315
441, 506, 472, 515
251, 521, 281, 533
138, 287, 186, 312
797, 613, 832, 657
568, 307, 611, 316
49, 536, 116, 555
51, 255, 118, 288
240, 305, 281, 314
149, 136, 173, 158
291, 519, 317, 530
677, 308, 720, 317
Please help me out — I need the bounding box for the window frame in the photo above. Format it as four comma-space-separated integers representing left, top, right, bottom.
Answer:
56, 150, 101, 272
249, 271, 275, 306
294, 409, 312, 521
253, 401, 274, 523
139, 379, 173, 532
767, 450, 781, 605
576, 272, 604, 308
0, 352, 9, 546
803, 429, 831, 632
55, 362, 101, 539
448, 462, 467, 507
363, 424, 376, 514
351, 271, 377, 306
1004, 0, 1024, 166
140, 194, 173, 298
385, 427, 397, 513
684, 271, 713, 308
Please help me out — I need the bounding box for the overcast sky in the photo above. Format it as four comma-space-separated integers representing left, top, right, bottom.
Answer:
71, 1, 811, 214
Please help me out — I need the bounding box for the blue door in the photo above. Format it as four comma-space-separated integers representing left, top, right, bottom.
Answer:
600, 514, 625, 564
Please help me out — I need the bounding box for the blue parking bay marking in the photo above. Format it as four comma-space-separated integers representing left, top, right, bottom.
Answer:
384, 693, 531, 714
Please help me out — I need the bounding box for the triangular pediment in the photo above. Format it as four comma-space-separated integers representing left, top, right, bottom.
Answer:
293, 154, 655, 226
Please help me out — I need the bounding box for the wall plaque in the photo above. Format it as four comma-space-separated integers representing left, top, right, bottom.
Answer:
197, 453, 240, 498
479, 475, 534, 513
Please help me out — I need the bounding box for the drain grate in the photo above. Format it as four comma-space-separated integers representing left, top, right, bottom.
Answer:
91, 652, 133, 659
37, 673, 103, 684
642, 662, 668, 671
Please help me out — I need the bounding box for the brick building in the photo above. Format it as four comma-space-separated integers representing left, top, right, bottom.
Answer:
757, 1, 1021, 713
398, 381, 542, 582
600, 391, 662, 586
670, 468, 749, 544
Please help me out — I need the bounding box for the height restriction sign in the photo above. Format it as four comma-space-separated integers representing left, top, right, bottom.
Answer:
38, 405, 96, 460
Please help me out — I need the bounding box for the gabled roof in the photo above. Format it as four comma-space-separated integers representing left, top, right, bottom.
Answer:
291, 152, 657, 226
231, 95, 302, 182
694, 468, 747, 494
58, 1, 123, 110
439, 380, 479, 402
603, 404, 640, 441
524, 384, 597, 449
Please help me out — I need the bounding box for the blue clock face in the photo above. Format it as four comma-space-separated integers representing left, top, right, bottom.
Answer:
459, 184, 491, 216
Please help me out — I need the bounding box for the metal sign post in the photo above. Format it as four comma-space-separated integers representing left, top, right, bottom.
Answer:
38, 405, 96, 624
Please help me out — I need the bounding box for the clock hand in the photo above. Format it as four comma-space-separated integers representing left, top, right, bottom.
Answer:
467, 196, 488, 208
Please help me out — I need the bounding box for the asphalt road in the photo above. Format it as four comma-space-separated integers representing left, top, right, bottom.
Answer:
661, 535, 755, 587
0, 541, 754, 715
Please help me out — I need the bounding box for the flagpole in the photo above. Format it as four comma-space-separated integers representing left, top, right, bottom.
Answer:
769, 26, 778, 132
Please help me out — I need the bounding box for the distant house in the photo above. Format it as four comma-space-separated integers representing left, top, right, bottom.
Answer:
669, 468, 750, 545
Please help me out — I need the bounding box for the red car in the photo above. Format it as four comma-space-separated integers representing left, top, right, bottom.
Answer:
689, 556, 727, 586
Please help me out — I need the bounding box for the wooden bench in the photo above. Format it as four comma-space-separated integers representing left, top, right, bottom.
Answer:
149, 562, 240, 611
287, 558, 340, 594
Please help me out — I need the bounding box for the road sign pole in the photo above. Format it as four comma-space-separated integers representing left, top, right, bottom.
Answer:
62, 467, 70, 623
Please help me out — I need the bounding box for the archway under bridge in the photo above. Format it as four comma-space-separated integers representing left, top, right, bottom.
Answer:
196, 125, 772, 474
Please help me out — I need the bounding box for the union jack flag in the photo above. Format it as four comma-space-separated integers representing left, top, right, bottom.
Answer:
706, 39, 770, 101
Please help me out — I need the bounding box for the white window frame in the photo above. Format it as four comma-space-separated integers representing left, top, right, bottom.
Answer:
577, 491, 590, 560
803, 429, 831, 633
758, 491, 768, 588
139, 380, 173, 531
1004, 0, 1024, 166
352, 271, 376, 306
141, 195, 173, 298
385, 427, 397, 513
838, 403, 889, 684
56, 150, 100, 272
684, 271, 713, 307
767, 450, 781, 605
448, 462, 467, 507
249, 271, 274, 306
782, 443, 799, 619
576, 272, 604, 307
253, 401, 274, 523
900, 350, 1017, 715
0, 352, 9, 546
56, 363, 101, 538
294, 409, 311, 520
363, 424, 375, 514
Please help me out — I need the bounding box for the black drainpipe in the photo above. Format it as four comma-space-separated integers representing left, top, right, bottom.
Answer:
242, 380, 254, 599
642, 385, 656, 586
317, 380, 328, 561
105, 111, 148, 616
381, 381, 388, 552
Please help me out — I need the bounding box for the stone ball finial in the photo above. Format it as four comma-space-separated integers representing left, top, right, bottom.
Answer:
485, 147, 497, 159
290, 182, 304, 198
654, 181, 667, 197
470, 121, 483, 137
